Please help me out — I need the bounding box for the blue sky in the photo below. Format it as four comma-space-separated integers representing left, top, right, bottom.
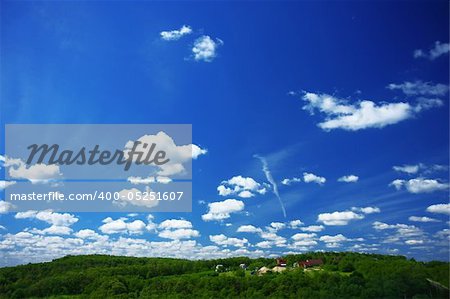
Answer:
0, 1, 449, 266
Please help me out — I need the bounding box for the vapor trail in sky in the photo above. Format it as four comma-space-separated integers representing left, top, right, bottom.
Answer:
254, 154, 287, 218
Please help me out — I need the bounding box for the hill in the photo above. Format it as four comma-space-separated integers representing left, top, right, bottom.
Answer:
0, 252, 448, 298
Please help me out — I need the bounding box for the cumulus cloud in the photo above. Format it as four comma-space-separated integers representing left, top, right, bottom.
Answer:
281, 177, 302, 185
319, 234, 351, 248
393, 164, 420, 174
237, 225, 262, 233
6, 158, 62, 184
393, 163, 447, 175
414, 41, 450, 60
158, 228, 200, 240
405, 239, 424, 245
351, 206, 380, 214
387, 81, 449, 96
318, 210, 364, 226
74, 229, 108, 241
300, 225, 325, 232
0, 180, 16, 190
301, 91, 442, 131
159, 219, 193, 230
372, 221, 424, 243
288, 220, 304, 229
192, 35, 223, 62
303, 172, 326, 185
99, 217, 147, 235
209, 234, 248, 247
202, 199, 244, 221
338, 175, 359, 183
123, 132, 206, 177
0, 229, 266, 267
290, 233, 318, 247
236, 223, 288, 248
389, 178, 449, 193
267, 222, 286, 232
255, 241, 273, 248
259, 232, 287, 247
408, 216, 440, 223
0, 201, 14, 214
217, 176, 266, 198
29, 225, 73, 236
426, 203, 450, 215
291, 233, 317, 241
15, 210, 78, 227
160, 25, 192, 41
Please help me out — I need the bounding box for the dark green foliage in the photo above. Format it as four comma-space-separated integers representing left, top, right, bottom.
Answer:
0, 252, 448, 298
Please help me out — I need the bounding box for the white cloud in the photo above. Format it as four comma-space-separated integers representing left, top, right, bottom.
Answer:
259, 232, 286, 247
255, 241, 273, 248
74, 229, 108, 241
291, 233, 317, 241
290, 233, 317, 248
393, 164, 420, 174
238, 190, 254, 198
320, 234, 348, 243
0, 201, 14, 214
123, 132, 206, 177
301, 91, 442, 131
192, 145, 208, 159
405, 239, 424, 245
414, 41, 450, 60
387, 81, 449, 96
158, 228, 200, 240
303, 172, 326, 184
317, 211, 364, 226
281, 177, 301, 185
99, 217, 147, 235
217, 176, 266, 198
192, 35, 223, 62
237, 225, 262, 233
209, 234, 248, 247
30, 225, 73, 235
408, 216, 440, 223
202, 199, 244, 221
269, 222, 286, 231
372, 221, 424, 239
300, 225, 325, 232
159, 219, 193, 230
0, 230, 267, 267
0, 180, 16, 190
389, 178, 448, 193
351, 206, 380, 214
160, 25, 192, 41
338, 175, 359, 183
289, 220, 304, 229
15, 210, 78, 226
7, 160, 62, 184
435, 229, 450, 239
426, 203, 450, 215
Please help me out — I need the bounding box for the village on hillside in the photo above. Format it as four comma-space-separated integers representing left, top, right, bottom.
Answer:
215, 258, 324, 276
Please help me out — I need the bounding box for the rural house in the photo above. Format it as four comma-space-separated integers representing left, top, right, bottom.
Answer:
294, 259, 323, 269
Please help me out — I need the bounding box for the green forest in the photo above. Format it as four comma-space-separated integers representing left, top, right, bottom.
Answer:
0, 252, 448, 298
